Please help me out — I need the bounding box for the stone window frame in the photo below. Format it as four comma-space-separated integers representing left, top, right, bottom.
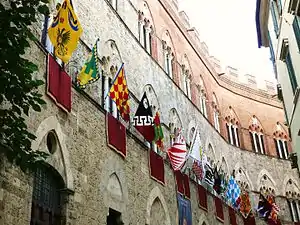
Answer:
249, 116, 265, 154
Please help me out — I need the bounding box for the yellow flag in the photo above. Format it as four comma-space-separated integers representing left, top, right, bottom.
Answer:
48, 0, 83, 63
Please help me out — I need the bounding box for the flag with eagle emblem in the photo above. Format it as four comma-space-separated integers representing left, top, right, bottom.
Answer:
48, 0, 83, 63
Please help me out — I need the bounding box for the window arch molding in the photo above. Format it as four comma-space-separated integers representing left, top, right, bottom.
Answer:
248, 115, 265, 154
211, 93, 221, 132
273, 122, 290, 159
32, 116, 74, 190
161, 30, 177, 79
224, 106, 241, 147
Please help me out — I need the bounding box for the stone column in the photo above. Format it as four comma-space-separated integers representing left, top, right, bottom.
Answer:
282, 139, 288, 159
252, 133, 258, 153
234, 126, 239, 147
258, 134, 264, 154
144, 21, 151, 53
228, 124, 233, 145
104, 76, 110, 112
167, 48, 173, 79
187, 76, 191, 99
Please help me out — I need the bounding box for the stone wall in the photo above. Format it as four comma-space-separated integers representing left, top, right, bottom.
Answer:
0, 0, 300, 224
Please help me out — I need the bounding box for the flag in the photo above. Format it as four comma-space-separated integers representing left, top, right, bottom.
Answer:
225, 176, 241, 208
257, 194, 272, 219
189, 129, 202, 162
239, 191, 252, 218
154, 112, 164, 150
213, 166, 222, 194
268, 202, 280, 224
77, 39, 100, 88
167, 129, 187, 171
192, 160, 204, 180
204, 161, 214, 187
108, 63, 130, 122
133, 92, 154, 142
48, 0, 83, 63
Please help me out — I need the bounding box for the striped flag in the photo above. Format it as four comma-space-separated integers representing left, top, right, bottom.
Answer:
167, 129, 187, 171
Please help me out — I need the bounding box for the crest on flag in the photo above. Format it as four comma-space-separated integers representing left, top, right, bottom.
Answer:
48, 0, 83, 63
77, 39, 101, 88
154, 112, 164, 151
108, 63, 130, 122
133, 92, 155, 142
167, 128, 187, 171
225, 176, 241, 208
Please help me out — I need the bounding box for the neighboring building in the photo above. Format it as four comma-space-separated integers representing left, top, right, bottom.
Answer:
256, 0, 300, 179
1, 0, 300, 225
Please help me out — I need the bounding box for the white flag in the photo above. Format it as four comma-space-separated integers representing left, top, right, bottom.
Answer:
189, 128, 203, 161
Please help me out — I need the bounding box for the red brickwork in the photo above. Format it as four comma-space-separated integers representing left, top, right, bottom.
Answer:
142, 0, 290, 158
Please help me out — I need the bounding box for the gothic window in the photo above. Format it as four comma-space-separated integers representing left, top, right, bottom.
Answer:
273, 122, 289, 159
182, 68, 191, 99
30, 165, 65, 225
249, 116, 265, 154
163, 46, 174, 79
226, 123, 239, 147
274, 139, 288, 159
138, 7, 153, 54
288, 199, 300, 222
212, 94, 220, 132
199, 92, 207, 118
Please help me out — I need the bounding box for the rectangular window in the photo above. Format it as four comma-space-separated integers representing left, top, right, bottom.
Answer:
286, 50, 298, 94
293, 16, 300, 51
270, 1, 279, 35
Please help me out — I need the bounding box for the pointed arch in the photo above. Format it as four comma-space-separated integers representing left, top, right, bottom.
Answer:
256, 169, 277, 194
169, 108, 182, 132
101, 39, 123, 78
31, 116, 74, 190
233, 162, 254, 191
274, 121, 289, 140
198, 214, 209, 225
219, 156, 229, 175
143, 84, 160, 113
138, 1, 156, 32
161, 29, 176, 58
224, 106, 241, 126
100, 154, 129, 224
248, 115, 264, 133
187, 117, 197, 145
283, 176, 300, 198
180, 54, 193, 98
204, 138, 217, 161
146, 186, 171, 225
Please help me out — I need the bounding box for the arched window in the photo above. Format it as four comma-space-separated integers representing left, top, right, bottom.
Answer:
212, 94, 220, 132
162, 31, 176, 79
273, 122, 289, 159
138, 3, 154, 55
199, 91, 207, 118
249, 116, 265, 154
225, 107, 240, 147
30, 165, 65, 225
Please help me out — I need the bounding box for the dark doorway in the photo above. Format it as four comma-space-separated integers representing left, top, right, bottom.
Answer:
107, 208, 124, 225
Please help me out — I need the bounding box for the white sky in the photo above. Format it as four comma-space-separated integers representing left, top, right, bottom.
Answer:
178, 0, 276, 86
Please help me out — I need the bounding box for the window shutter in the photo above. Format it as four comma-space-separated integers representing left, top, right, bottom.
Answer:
277, 0, 282, 15
293, 16, 300, 51
215, 196, 224, 222
285, 50, 298, 94
198, 185, 207, 210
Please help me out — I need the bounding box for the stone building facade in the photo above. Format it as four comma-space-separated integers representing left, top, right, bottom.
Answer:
1, 0, 300, 224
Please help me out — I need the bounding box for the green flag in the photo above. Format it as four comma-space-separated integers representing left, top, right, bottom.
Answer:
77, 39, 100, 88
154, 112, 164, 151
